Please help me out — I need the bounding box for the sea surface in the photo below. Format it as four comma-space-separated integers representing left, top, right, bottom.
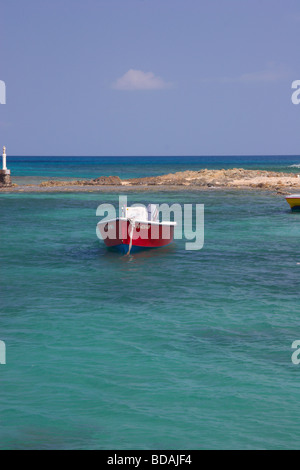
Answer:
1, 156, 300, 449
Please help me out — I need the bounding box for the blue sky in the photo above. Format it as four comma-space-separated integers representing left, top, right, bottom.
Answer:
1, 0, 300, 156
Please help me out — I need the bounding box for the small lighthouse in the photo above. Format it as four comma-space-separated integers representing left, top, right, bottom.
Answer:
2, 146, 7, 170
0, 146, 12, 186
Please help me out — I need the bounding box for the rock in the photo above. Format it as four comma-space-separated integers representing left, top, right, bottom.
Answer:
91, 175, 122, 185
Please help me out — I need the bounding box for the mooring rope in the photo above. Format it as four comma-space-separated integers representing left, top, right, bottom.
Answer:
126, 218, 135, 256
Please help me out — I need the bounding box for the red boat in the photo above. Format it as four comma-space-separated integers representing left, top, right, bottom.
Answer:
97, 204, 176, 254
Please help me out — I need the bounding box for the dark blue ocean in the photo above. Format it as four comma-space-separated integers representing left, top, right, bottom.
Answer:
1, 156, 300, 449
8, 155, 300, 185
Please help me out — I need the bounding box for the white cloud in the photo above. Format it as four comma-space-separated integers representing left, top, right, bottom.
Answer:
112, 69, 172, 90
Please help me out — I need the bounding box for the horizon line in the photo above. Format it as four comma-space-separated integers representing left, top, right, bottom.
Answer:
6, 154, 300, 158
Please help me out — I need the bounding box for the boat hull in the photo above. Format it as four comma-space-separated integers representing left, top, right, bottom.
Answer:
108, 244, 158, 254
97, 218, 175, 253
286, 195, 300, 210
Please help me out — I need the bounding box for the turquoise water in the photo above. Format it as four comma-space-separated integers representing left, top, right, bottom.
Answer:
1, 185, 300, 449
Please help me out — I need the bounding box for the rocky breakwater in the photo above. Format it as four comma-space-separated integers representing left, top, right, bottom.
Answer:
0, 170, 13, 187
37, 168, 300, 193
39, 175, 122, 187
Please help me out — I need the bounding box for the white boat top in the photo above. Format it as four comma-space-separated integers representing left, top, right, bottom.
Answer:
285, 194, 300, 199
98, 204, 177, 226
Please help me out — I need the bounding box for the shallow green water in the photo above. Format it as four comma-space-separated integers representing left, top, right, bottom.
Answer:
1, 190, 300, 449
